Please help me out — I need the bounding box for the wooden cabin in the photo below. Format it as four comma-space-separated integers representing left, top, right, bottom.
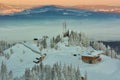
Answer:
81, 51, 102, 64
82, 55, 101, 64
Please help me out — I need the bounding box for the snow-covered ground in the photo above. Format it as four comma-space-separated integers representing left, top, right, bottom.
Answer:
0, 37, 120, 80
0, 43, 40, 77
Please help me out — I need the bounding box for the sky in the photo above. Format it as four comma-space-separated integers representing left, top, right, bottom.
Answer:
0, 0, 120, 6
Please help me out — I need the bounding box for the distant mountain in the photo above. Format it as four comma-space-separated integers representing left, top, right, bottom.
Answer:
1, 5, 120, 19
12, 5, 90, 16
73, 5, 120, 13
102, 41, 120, 54
0, 3, 32, 15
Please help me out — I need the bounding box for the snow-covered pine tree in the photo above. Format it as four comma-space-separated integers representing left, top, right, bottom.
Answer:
105, 46, 112, 56
75, 66, 81, 80
0, 61, 8, 80
90, 41, 119, 59
80, 33, 89, 47
98, 42, 106, 51
62, 64, 67, 80
8, 70, 13, 80
43, 38, 47, 49
51, 67, 55, 80
25, 68, 31, 80
50, 37, 55, 48
31, 65, 38, 80
67, 31, 89, 47
5, 53, 10, 60
91, 41, 100, 50
40, 37, 47, 49
45, 65, 52, 80
10, 48, 14, 54
84, 71, 87, 80
55, 35, 62, 44
16, 63, 84, 80
111, 49, 117, 58
0, 40, 14, 53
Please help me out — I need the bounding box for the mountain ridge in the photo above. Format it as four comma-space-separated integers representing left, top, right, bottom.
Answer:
73, 5, 120, 13
1, 5, 120, 20
1, 3, 120, 15
0, 3, 33, 15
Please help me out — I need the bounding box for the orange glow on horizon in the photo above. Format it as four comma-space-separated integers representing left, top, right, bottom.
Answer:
0, 0, 120, 6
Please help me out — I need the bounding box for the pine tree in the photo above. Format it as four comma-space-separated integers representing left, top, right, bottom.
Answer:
25, 68, 31, 80
111, 49, 117, 58
8, 71, 13, 80
40, 37, 47, 49
17, 63, 84, 80
10, 48, 14, 54
0, 41, 13, 53
84, 71, 87, 80
1, 61, 8, 80
51, 67, 55, 80
55, 35, 61, 44
92, 41, 100, 50
50, 37, 55, 48
105, 47, 110, 56
80, 33, 89, 47
45, 65, 51, 80
75, 66, 81, 80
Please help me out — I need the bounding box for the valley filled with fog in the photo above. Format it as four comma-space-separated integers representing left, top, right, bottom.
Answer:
0, 18, 120, 41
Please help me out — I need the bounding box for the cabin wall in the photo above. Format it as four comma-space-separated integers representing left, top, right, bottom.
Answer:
82, 56, 101, 64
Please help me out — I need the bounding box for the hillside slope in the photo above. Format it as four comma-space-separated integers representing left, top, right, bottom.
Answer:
0, 43, 40, 77
0, 39, 120, 80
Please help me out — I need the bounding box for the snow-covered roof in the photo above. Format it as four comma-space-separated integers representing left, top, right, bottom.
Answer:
82, 50, 103, 57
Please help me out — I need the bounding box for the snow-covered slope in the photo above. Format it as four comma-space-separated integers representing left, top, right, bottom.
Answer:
0, 43, 40, 77
40, 42, 120, 80
0, 39, 120, 80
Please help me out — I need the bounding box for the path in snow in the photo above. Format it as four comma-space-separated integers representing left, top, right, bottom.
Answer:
19, 42, 42, 55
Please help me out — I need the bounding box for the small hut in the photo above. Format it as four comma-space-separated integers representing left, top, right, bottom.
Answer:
33, 54, 47, 64
81, 51, 103, 64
